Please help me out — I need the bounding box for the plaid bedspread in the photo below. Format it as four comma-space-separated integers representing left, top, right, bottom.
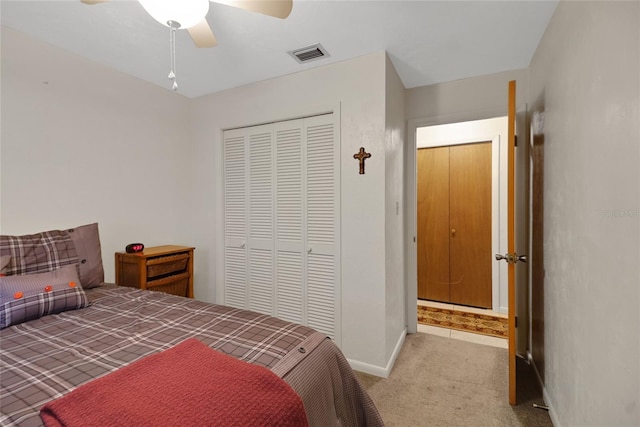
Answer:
0, 285, 383, 426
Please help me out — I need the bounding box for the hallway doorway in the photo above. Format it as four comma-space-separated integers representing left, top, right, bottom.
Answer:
417, 141, 493, 308
414, 117, 509, 315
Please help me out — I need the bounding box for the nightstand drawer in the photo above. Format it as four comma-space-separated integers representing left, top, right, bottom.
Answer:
147, 253, 189, 279
146, 272, 190, 296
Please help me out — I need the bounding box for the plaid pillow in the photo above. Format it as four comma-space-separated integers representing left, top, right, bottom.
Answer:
65, 223, 105, 289
0, 229, 79, 277
0, 265, 89, 329
0, 223, 105, 289
0, 255, 10, 276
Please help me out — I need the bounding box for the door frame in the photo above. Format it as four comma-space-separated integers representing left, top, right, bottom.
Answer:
405, 108, 509, 333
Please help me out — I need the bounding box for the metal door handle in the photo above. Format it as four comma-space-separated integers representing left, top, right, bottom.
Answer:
495, 253, 527, 264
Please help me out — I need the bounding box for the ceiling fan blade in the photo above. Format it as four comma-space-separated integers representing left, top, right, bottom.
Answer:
212, 0, 293, 19
187, 19, 218, 48
80, 0, 109, 4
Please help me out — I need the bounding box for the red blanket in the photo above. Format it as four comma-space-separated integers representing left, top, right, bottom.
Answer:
40, 338, 308, 427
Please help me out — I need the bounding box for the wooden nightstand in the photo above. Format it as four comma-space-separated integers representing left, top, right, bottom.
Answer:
115, 245, 195, 298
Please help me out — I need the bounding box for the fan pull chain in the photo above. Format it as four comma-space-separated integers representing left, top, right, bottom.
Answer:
168, 21, 179, 91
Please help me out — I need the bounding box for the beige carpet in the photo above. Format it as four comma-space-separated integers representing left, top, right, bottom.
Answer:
417, 305, 508, 339
357, 333, 552, 426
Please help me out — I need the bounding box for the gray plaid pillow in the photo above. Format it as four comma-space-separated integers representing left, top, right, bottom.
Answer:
0, 223, 105, 289
0, 265, 89, 329
0, 229, 79, 277
0, 255, 10, 275
65, 223, 105, 289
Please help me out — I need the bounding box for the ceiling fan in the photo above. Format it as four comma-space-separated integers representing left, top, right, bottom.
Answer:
81, 0, 293, 48
81, 0, 293, 91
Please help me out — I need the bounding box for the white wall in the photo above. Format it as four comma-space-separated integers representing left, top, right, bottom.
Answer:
384, 54, 407, 366
190, 52, 403, 374
406, 69, 528, 123
0, 27, 193, 283
528, 2, 639, 426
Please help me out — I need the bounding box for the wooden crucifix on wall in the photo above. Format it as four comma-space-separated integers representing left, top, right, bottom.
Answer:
353, 147, 371, 175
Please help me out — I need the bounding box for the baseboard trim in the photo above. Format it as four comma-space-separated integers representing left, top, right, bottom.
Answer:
527, 351, 560, 427
543, 386, 560, 427
347, 327, 407, 378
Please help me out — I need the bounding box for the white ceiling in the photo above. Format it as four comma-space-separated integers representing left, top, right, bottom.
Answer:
1, 0, 558, 99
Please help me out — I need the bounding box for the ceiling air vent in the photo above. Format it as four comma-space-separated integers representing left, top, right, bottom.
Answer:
288, 43, 330, 64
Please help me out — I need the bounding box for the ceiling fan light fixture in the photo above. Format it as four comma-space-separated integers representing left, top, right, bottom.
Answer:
138, 0, 209, 29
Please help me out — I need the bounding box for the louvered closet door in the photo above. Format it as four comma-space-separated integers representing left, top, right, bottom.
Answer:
223, 128, 248, 309
223, 124, 275, 312
223, 113, 339, 344
303, 114, 339, 341
274, 120, 305, 325
247, 125, 275, 314
273, 114, 339, 340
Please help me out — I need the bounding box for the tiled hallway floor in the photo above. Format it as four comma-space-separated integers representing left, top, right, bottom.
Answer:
417, 299, 508, 349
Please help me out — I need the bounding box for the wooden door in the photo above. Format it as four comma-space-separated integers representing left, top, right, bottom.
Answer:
417, 143, 492, 308
417, 147, 450, 301
449, 142, 492, 308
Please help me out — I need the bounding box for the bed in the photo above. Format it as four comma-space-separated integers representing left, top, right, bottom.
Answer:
0, 224, 383, 426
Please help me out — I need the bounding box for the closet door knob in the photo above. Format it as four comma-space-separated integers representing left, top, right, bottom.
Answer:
307, 248, 312, 253
451, 228, 456, 237
240, 243, 246, 249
